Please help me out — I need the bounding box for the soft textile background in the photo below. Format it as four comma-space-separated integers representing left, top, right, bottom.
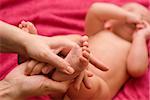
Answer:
0, 0, 149, 100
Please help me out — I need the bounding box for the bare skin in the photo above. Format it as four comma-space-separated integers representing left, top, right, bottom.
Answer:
65, 3, 150, 100
18, 21, 94, 91
52, 39, 90, 81
66, 3, 149, 100
18, 3, 150, 99
18, 21, 107, 86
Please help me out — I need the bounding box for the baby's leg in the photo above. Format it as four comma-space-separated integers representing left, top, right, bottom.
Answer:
65, 73, 111, 100
52, 37, 90, 81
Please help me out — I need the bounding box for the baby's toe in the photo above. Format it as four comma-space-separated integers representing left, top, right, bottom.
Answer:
80, 36, 88, 46
22, 27, 29, 32
18, 24, 23, 28
82, 50, 90, 60
81, 36, 88, 42
82, 46, 90, 53
83, 41, 89, 47
21, 21, 27, 27
26, 21, 37, 34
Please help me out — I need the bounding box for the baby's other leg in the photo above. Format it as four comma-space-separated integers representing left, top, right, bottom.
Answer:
18, 21, 37, 34
52, 36, 90, 81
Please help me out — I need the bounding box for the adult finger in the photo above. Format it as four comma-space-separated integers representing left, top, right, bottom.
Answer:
73, 71, 84, 90
30, 63, 45, 75
41, 50, 74, 74
25, 60, 39, 75
83, 71, 92, 89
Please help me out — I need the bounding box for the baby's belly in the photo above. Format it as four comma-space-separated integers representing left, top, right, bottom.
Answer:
89, 30, 131, 96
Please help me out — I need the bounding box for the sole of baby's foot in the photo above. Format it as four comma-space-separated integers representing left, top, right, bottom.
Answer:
19, 21, 37, 34
52, 37, 90, 81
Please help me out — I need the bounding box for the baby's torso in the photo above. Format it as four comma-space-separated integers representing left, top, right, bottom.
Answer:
88, 30, 131, 97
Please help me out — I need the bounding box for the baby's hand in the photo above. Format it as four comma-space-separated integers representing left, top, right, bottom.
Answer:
25, 60, 53, 75
133, 21, 150, 39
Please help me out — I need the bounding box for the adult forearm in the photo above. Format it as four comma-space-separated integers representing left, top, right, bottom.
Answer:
0, 21, 30, 54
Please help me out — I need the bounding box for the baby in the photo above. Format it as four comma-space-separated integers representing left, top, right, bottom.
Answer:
19, 2, 150, 100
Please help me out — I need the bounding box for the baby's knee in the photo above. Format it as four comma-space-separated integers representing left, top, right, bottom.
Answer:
66, 75, 111, 99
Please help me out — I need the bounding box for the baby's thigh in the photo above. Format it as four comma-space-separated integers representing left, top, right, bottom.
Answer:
66, 74, 111, 100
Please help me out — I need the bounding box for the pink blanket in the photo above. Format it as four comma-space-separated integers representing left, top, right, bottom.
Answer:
0, 0, 149, 100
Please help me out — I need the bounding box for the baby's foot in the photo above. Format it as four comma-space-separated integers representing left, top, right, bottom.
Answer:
19, 21, 37, 34
52, 36, 90, 81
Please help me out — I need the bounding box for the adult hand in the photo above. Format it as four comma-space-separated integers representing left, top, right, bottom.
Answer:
0, 21, 75, 75
22, 35, 77, 75
0, 62, 71, 100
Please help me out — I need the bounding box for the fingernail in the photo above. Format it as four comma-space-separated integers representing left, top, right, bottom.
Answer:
66, 66, 74, 74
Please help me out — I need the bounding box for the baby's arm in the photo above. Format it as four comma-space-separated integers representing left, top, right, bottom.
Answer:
85, 3, 140, 36
127, 21, 149, 77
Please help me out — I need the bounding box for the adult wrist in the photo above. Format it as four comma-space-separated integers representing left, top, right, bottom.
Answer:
17, 32, 33, 55
0, 80, 17, 100
0, 80, 26, 100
